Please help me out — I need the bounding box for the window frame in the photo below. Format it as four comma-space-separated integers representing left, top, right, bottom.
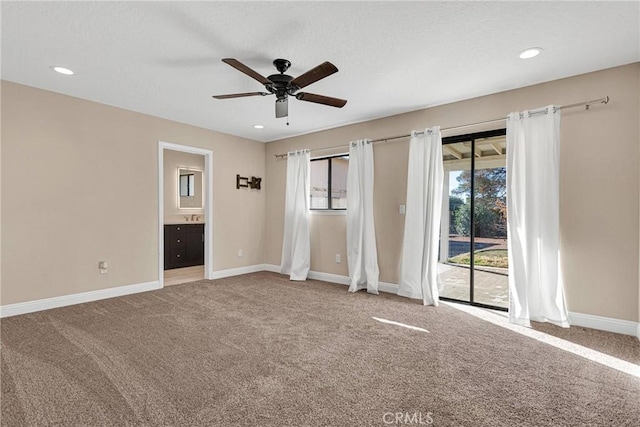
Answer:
309, 153, 349, 211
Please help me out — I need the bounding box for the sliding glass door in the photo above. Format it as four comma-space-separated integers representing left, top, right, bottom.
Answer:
437, 129, 508, 310
438, 156, 472, 302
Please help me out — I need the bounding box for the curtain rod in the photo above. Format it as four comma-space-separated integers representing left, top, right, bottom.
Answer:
274, 96, 609, 159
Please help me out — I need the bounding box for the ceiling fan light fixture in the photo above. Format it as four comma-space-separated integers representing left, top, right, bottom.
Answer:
253, 124, 264, 129
214, 58, 346, 119
52, 66, 74, 75
519, 48, 542, 59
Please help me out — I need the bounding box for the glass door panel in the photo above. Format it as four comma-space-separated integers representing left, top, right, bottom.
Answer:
472, 136, 508, 308
438, 131, 508, 311
437, 148, 472, 302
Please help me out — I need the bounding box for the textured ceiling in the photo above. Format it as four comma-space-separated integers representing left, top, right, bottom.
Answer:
2, 2, 638, 143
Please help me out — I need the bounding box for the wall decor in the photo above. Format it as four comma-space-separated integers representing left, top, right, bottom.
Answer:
237, 174, 262, 190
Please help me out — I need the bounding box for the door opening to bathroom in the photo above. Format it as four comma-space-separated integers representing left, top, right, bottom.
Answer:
158, 142, 213, 287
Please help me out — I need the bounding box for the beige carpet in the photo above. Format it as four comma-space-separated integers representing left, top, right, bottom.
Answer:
2, 272, 639, 426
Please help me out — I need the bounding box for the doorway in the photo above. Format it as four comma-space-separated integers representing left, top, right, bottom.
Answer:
437, 129, 508, 310
158, 141, 214, 287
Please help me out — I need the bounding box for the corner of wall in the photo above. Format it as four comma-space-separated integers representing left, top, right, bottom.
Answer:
261, 141, 268, 266
0, 117, 2, 307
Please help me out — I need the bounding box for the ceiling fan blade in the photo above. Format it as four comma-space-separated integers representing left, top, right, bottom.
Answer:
212, 92, 270, 99
290, 62, 338, 89
275, 98, 288, 118
221, 58, 272, 86
296, 92, 347, 108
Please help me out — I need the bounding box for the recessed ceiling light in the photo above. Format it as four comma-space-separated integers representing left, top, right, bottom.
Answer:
519, 48, 542, 59
52, 66, 74, 75
253, 124, 264, 129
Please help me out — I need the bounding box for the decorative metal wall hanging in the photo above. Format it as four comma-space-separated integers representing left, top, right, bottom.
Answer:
237, 174, 262, 190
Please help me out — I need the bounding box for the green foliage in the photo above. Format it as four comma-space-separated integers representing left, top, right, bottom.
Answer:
454, 203, 505, 237
448, 196, 465, 234
453, 202, 470, 235
449, 196, 464, 212
451, 167, 506, 237
452, 168, 506, 202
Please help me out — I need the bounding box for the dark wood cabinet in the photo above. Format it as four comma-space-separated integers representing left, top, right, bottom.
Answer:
164, 224, 205, 270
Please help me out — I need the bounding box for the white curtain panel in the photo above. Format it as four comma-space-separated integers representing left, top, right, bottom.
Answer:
346, 139, 380, 294
280, 150, 311, 281
398, 128, 444, 306
507, 106, 570, 327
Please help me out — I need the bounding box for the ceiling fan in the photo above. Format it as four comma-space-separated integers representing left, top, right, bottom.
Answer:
212, 58, 347, 120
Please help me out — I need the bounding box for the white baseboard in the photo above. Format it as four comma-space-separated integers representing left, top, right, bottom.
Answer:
262, 264, 281, 273
264, 264, 353, 285
306, 269, 401, 295
264, 264, 400, 295
0, 264, 270, 318
379, 282, 400, 294
568, 311, 639, 338
264, 264, 638, 338
3, 264, 638, 339
209, 264, 268, 280
307, 270, 350, 285
0, 280, 161, 318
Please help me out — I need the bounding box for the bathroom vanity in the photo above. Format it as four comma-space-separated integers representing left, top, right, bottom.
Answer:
164, 223, 205, 270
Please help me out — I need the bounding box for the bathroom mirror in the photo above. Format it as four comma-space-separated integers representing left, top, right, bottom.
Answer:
180, 174, 195, 197
178, 168, 203, 209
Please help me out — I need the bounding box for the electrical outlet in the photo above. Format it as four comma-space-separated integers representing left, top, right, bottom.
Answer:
335, 254, 341, 264
399, 204, 406, 215
98, 261, 108, 274
238, 249, 244, 257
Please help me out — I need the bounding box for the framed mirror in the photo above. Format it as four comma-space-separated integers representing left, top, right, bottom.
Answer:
178, 168, 203, 209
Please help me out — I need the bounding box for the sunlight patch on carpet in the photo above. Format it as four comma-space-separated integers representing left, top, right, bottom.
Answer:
443, 301, 640, 379
372, 317, 430, 333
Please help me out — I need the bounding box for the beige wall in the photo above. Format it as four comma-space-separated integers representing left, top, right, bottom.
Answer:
2, 64, 638, 323
0, 90, 2, 306
163, 150, 205, 222
266, 63, 640, 323
1, 81, 266, 305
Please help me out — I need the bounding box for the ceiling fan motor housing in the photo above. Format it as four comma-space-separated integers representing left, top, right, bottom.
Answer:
266, 72, 297, 99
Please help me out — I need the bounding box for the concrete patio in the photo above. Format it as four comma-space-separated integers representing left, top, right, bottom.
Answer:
437, 262, 508, 308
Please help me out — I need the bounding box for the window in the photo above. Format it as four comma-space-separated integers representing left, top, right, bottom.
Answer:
310, 154, 348, 210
